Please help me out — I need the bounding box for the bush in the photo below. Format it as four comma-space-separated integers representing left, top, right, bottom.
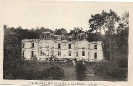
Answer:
117, 58, 128, 68
93, 62, 110, 77
93, 61, 128, 81
5, 62, 64, 80
75, 61, 87, 81
43, 65, 64, 80
107, 68, 128, 81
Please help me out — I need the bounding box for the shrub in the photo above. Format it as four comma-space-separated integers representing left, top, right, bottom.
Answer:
43, 65, 64, 80
117, 58, 128, 68
93, 62, 109, 77
107, 68, 128, 81
75, 61, 87, 81
93, 61, 128, 81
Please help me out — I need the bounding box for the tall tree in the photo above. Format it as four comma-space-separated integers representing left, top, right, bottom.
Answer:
88, 10, 120, 61
116, 11, 129, 58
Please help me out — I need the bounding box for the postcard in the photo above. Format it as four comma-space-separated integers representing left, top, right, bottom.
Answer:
0, 0, 132, 86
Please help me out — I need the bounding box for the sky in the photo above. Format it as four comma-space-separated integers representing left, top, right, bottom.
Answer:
1, 0, 129, 32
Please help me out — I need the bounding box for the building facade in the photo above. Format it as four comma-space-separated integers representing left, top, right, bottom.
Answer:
22, 32, 104, 62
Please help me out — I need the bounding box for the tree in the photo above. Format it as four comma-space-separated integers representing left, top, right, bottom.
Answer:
115, 12, 129, 67
88, 10, 120, 61
89, 9, 120, 34
117, 11, 129, 34
54, 28, 67, 35
69, 27, 84, 40
121, 11, 129, 27
87, 32, 101, 42
70, 27, 84, 35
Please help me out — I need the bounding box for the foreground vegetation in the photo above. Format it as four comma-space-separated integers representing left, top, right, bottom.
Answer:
4, 61, 65, 80
3, 60, 127, 81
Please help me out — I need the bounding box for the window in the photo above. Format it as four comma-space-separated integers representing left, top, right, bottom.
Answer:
68, 50, 71, 56
31, 43, 34, 48
58, 51, 59, 56
22, 51, 24, 57
46, 35, 49, 38
60, 51, 61, 56
82, 51, 85, 56
44, 35, 45, 39
68, 44, 71, 49
94, 45, 97, 49
40, 50, 42, 56
31, 51, 34, 57
94, 53, 97, 59
58, 51, 61, 56
76, 52, 78, 57
58, 44, 61, 49
22, 43, 24, 48
45, 35, 50, 39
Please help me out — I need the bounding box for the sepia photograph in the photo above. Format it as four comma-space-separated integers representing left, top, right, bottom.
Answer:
1, 0, 132, 85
